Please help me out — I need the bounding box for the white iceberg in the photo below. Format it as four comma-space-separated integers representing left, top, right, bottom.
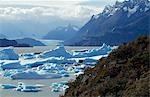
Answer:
24, 59, 48, 68
73, 43, 112, 57
39, 45, 72, 58
57, 70, 70, 77
0, 84, 16, 89
1, 61, 23, 70
21, 88, 41, 92
47, 58, 76, 64
23, 57, 76, 68
16, 82, 41, 92
11, 71, 62, 79
0, 47, 19, 60
2, 69, 22, 77
51, 81, 69, 92
21, 53, 35, 60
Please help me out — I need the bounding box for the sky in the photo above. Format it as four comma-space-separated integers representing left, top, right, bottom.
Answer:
0, 0, 124, 38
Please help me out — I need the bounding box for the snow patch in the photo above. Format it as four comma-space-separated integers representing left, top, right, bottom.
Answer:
127, 5, 139, 17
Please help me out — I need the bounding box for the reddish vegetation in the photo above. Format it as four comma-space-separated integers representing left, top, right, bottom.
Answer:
61, 36, 149, 97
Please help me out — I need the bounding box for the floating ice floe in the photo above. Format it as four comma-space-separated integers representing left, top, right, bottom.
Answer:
39, 45, 72, 58
16, 82, 41, 92
21, 53, 35, 60
23, 59, 48, 68
23, 57, 76, 68
0, 47, 19, 60
1, 69, 22, 77
36, 63, 70, 77
51, 81, 69, 92
0, 61, 23, 70
0, 43, 116, 80
0, 84, 16, 89
58, 70, 70, 77
47, 57, 76, 64
73, 43, 112, 57
11, 71, 62, 79
0, 82, 43, 92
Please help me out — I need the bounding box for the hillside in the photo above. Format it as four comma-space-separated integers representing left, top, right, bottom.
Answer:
62, 35, 149, 97
65, 0, 150, 46
0, 39, 31, 47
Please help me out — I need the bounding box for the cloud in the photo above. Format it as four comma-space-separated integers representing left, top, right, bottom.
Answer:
0, 3, 100, 38
0, 4, 99, 22
0, 0, 121, 38
0, 0, 123, 23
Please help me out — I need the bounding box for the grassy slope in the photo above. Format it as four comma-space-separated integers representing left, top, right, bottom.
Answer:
62, 36, 149, 97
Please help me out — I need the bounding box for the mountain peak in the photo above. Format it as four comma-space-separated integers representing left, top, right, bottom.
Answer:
56, 24, 79, 31
65, 0, 149, 46
43, 24, 79, 40
95, 0, 150, 18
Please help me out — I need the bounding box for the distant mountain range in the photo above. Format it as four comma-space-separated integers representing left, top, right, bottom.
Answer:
0, 39, 31, 47
65, 0, 150, 46
43, 24, 79, 41
16, 38, 45, 46
0, 38, 45, 47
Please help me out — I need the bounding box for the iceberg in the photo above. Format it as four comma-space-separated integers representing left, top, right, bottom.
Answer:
23, 57, 76, 68
21, 53, 35, 60
21, 88, 41, 92
16, 82, 41, 92
39, 45, 72, 58
0, 47, 19, 60
73, 43, 112, 57
51, 81, 69, 92
0, 84, 16, 89
1, 61, 23, 70
11, 71, 62, 79
47, 58, 76, 64
24, 59, 48, 68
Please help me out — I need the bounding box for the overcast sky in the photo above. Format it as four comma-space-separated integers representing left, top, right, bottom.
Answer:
0, 0, 124, 38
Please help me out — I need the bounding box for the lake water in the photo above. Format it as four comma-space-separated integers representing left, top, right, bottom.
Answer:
0, 40, 101, 97
13, 46, 99, 54
0, 75, 75, 97
0, 39, 99, 54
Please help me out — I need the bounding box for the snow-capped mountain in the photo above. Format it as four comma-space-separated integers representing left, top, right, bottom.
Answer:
16, 38, 46, 46
43, 24, 79, 40
65, 0, 150, 46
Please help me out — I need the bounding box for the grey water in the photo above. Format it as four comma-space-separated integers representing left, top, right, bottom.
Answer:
0, 40, 100, 97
